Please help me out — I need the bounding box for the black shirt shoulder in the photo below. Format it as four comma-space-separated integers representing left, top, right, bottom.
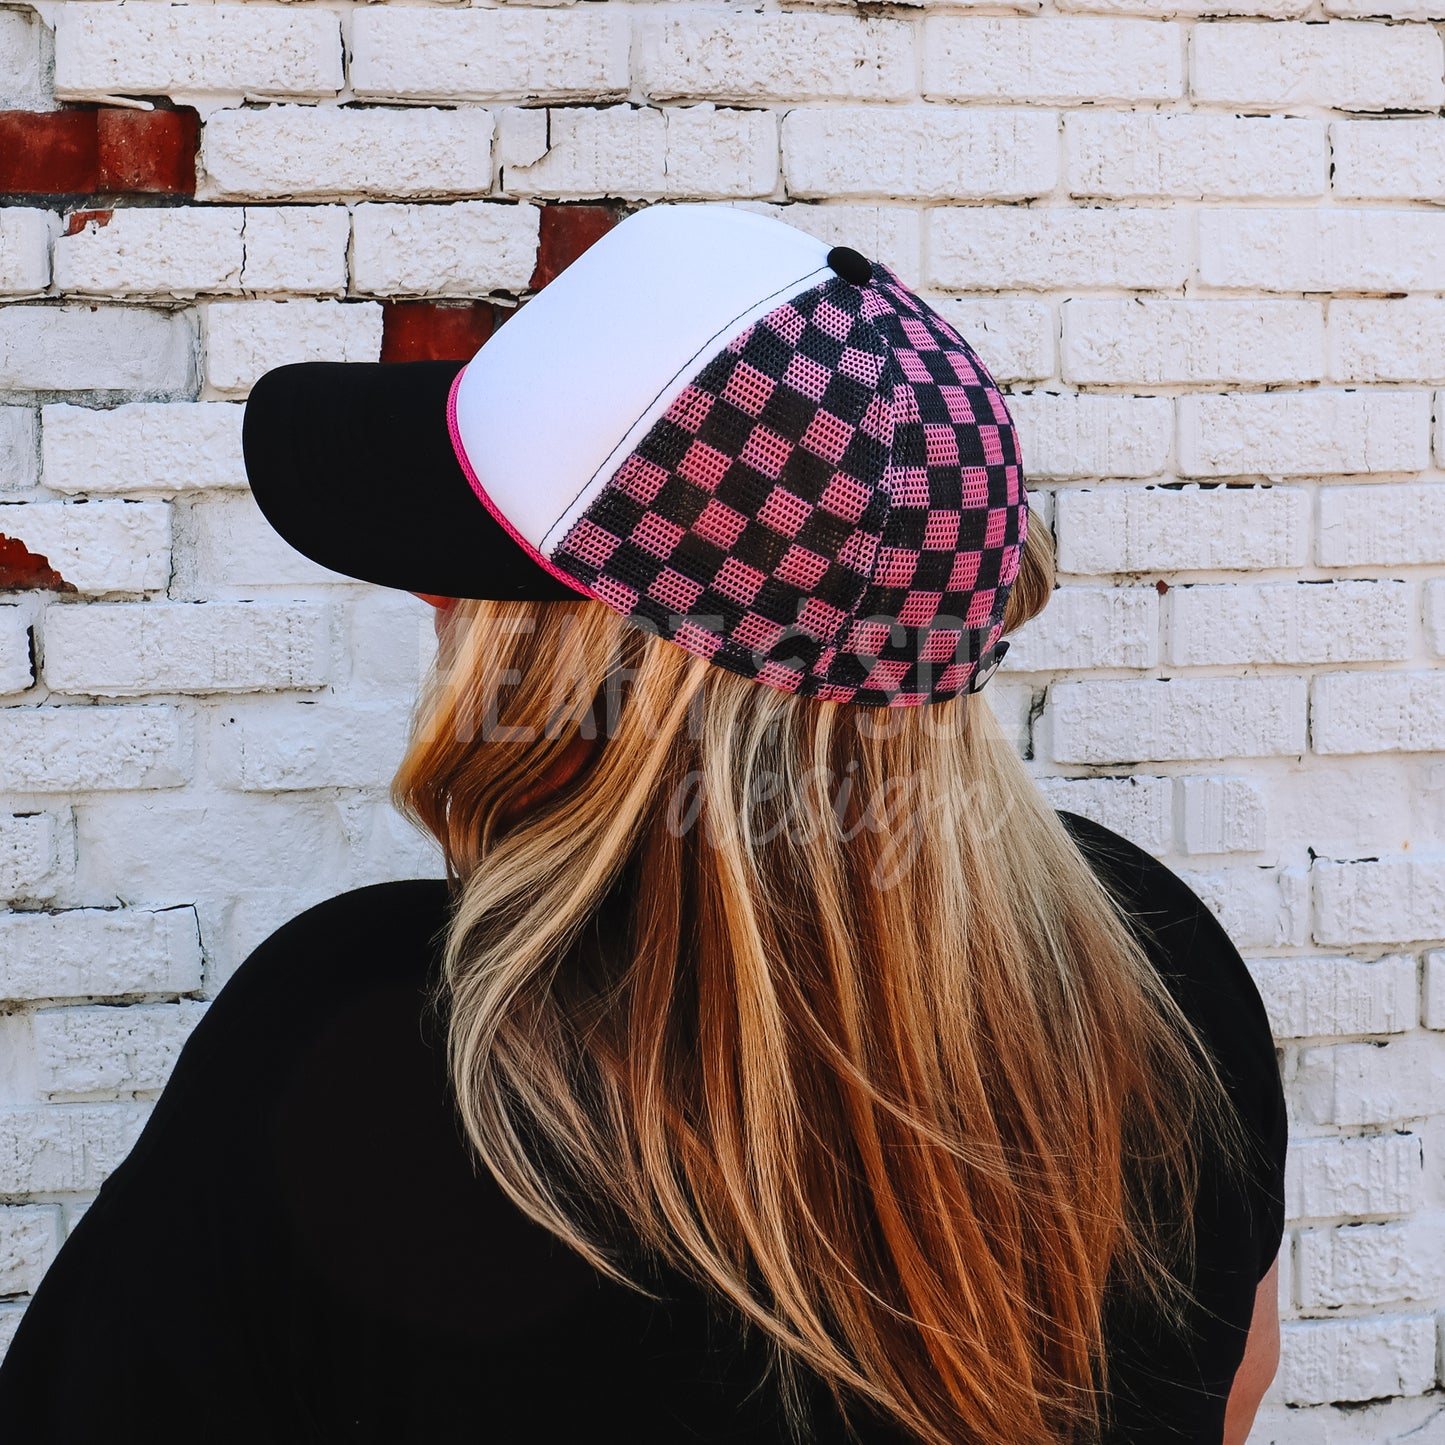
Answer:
0, 841, 1286, 1445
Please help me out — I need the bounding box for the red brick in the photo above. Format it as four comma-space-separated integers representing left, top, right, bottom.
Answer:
97, 108, 199, 195
64, 209, 112, 237
0, 536, 77, 594
0, 110, 99, 194
531, 204, 624, 290
381, 301, 496, 363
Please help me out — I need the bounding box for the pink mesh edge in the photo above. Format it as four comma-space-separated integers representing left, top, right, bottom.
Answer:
445, 367, 596, 600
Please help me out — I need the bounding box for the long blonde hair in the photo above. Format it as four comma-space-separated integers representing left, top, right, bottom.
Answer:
392, 516, 1223, 1445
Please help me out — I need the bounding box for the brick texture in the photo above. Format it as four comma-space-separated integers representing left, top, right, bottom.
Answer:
0, 907, 202, 1000
53, 5, 344, 104
380, 302, 495, 363
1191, 21, 1444, 111
1054, 485, 1309, 574
1065, 113, 1326, 199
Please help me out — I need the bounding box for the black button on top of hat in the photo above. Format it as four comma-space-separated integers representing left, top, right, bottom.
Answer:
827, 246, 873, 285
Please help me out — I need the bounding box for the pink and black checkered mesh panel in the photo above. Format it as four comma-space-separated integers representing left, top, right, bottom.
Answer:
549, 263, 1028, 707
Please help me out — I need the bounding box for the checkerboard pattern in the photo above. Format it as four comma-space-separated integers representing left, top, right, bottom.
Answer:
549, 263, 1028, 707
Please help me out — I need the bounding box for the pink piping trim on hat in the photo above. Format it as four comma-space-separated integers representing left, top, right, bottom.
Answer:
446, 367, 596, 600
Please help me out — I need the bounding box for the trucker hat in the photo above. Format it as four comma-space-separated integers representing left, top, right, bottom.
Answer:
242, 203, 1028, 707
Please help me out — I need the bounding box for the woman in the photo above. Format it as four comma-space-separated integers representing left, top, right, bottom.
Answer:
0, 205, 1284, 1444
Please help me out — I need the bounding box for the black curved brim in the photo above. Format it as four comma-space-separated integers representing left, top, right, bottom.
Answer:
242, 360, 584, 601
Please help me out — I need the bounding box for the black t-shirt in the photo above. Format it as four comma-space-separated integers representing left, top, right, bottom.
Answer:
0, 811, 1286, 1444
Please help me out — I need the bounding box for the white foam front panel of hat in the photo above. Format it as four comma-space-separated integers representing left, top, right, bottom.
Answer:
451, 204, 833, 559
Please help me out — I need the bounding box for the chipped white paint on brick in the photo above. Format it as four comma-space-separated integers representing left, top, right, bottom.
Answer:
2, 2, 1444, 1421
203, 300, 383, 397
41, 402, 248, 494
351, 202, 541, 298
53, 4, 344, 104
0, 907, 202, 1000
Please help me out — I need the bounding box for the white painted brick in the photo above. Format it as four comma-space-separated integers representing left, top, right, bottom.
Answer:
1066, 113, 1325, 199
42, 601, 330, 697
1298, 1039, 1445, 1125
0, 1305, 22, 1357
0, 907, 202, 1001
203, 300, 382, 397
1003, 394, 1172, 480
639, 13, 913, 102
1057, 0, 1306, 15
1200, 209, 1445, 293
1045, 677, 1306, 764
1320, 483, 1445, 566
1332, 119, 1445, 202
1168, 580, 1409, 666
1037, 775, 1174, 853
239, 208, 350, 297
1276, 747, 1445, 858
1056, 484, 1310, 574
1063, 299, 1323, 385
34, 1000, 206, 1097
0, 209, 54, 296
1249, 953, 1417, 1037
1287, 1133, 1423, 1220
1177, 864, 1309, 948
173, 493, 347, 595
1314, 857, 1445, 946
666, 107, 781, 201
1329, 0, 1445, 14
1278, 1316, 1437, 1405
54, 208, 243, 299
1426, 582, 1445, 656
985, 679, 1035, 757
347, 589, 436, 697
502, 105, 778, 201
0, 606, 31, 695
0, 306, 195, 395
741, 204, 923, 288
1426, 950, 1445, 1028
0, 1206, 59, 1295
1192, 21, 1445, 111
787, 0, 1039, 7
926, 207, 1191, 292
0, 8, 47, 110
0, 1105, 150, 1192
1179, 392, 1431, 477
0, 501, 171, 594
0, 706, 188, 793
0, 814, 63, 903
75, 795, 345, 907
351, 202, 540, 298
1328, 301, 1445, 386
1007, 585, 1158, 670
924, 16, 1181, 101
42, 403, 247, 495
0, 408, 38, 491
212, 700, 413, 791
925, 298, 1054, 383
1299, 1219, 1445, 1307
54, 5, 342, 103
1306, 1040, 1445, 1127
1313, 672, 1445, 755
1181, 775, 1267, 853
1254, 1396, 1445, 1444
783, 107, 1056, 202
352, 8, 629, 103
201, 106, 494, 202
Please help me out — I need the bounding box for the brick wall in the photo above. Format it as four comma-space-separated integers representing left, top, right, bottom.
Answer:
0, 3, 1442, 1437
